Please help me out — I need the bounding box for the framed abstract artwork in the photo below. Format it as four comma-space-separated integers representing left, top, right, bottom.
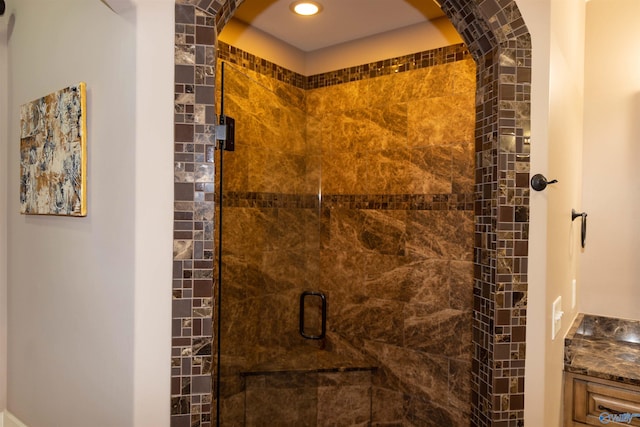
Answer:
19, 82, 87, 216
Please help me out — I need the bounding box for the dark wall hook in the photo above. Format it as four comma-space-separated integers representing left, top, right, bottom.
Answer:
0, 0, 5, 16
572, 209, 587, 249
531, 174, 558, 191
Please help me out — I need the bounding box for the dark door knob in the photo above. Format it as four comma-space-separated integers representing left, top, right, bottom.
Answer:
531, 174, 558, 191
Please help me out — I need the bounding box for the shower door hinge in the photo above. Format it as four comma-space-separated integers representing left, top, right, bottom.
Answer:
215, 115, 235, 151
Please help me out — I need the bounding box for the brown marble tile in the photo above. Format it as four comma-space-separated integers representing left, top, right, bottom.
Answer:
317, 370, 371, 387
305, 115, 323, 155
320, 150, 368, 195
406, 211, 474, 261
410, 145, 454, 194
451, 141, 475, 194
220, 207, 277, 259
306, 80, 366, 116
408, 93, 475, 148
267, 208, 317, 252
217, 392, 244, 426
370, 104, 410, 150
319, 249, 367, 301
403, 306, 472, 358
219, 298, 261, 358
365, 147, 416, 195
326, 208, 366, 252
261, 250, 310, 292
403, 393, 469, 427
360, 209, 407, 255
317, 383, 372, 426
217, 148, 248, 192
327, 208, 408, 255
303, 154, 322, 195
333, 297, 405, 347
452, 59, 476, 95
320, 109, 375, 154
244, 384, 317, 426
364, 255, 451, 310
372, 386, 404, 425
365, 341, 450, 402
449, 260, 474, 311
449, 358, 472, 414
363, 65, 453, 106
248, 150, 307, 193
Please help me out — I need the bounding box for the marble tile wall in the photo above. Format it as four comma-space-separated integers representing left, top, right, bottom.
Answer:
173, 1, 532, 426
310, 58, 475, 425
215, 44, 475, 425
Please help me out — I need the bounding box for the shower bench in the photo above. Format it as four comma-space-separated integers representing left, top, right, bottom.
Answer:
240, 347, 378, 426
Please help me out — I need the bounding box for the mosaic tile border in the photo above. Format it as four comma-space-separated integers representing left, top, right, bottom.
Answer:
217, 41, 307, 89
307, 43, 470, 88
173, 1, 532, 426
219, 192, 475, 211
218, 40, 471, 89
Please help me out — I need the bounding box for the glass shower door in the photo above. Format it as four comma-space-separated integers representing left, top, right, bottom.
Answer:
214, 61, 326, 426
213, 42, 477, 426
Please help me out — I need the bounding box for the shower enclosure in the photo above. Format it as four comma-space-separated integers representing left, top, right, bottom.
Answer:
214, 45, 476, 425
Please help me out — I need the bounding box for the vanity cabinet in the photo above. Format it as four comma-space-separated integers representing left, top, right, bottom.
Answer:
564, 372, 640, 426
564, 314, 640, 427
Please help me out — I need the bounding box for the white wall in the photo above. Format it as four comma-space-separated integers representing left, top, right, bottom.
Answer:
581, 0, 640, 320
219, 18, 307, 74
4, 1, 172, 426
305, 17, 462, 75
130, 2, 173, 426
0, 7, 9, 413
518, 2, 551, 426
518, 0, 585, 426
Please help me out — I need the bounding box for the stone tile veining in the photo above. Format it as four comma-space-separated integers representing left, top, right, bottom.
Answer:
565, 313, 640, 386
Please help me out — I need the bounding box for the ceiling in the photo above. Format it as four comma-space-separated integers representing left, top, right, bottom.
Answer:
233, 0, 446, 52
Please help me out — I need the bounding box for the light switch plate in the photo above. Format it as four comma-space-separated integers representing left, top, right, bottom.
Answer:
552, 296, 563, 340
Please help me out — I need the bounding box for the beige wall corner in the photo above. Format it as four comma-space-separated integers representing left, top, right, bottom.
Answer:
131, 1, 174, 426
581, 0, 640, 321
0, 4, 9, 414
1, 410, 30, 427
518, 0, 586, 426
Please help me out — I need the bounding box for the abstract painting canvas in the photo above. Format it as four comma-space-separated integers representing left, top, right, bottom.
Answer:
20, 83, 87, 216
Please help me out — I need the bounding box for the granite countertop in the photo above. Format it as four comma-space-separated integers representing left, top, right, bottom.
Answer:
564, 313, 640, 386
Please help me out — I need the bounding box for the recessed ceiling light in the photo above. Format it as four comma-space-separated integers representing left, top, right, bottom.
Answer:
290, 1, 323, 16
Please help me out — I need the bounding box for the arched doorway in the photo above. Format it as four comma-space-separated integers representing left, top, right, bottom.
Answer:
171, 1, 531, 426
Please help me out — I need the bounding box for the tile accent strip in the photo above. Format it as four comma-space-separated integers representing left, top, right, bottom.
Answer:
173, 1, 532, 426
217, 40, 471, 89
219, 192, 475, 211
172, 3, 218, 427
